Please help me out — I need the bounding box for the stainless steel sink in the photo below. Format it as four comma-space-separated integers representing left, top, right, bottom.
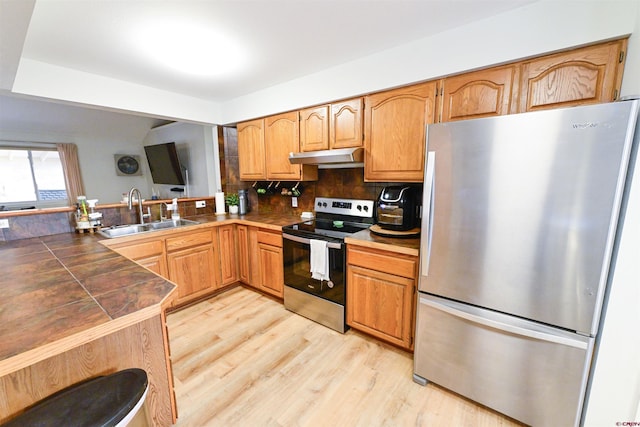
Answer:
145, 219, 199, 230
99, 219, 199, 238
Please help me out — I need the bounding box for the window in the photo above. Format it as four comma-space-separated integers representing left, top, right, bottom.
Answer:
0, 145, 68, 210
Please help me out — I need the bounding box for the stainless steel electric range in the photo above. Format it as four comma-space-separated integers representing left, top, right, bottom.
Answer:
282, 197, 375, 333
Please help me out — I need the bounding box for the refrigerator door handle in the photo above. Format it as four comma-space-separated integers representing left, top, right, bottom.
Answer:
419, 295, 588, 350
421, 151, 436, 275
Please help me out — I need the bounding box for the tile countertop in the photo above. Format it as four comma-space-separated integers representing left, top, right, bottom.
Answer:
0, 211, 419, 377
345, 228, 421, 257
0, 232, 176, 376
0, 212, 301, 377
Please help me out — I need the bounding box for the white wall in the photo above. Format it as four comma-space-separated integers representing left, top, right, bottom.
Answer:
0, 95, 152, 203
142, 122, 219, 199
219, 0, 640, 124
9, 1, 639, 126
584, 112, 640, 425
12, 59, 221, 125
583, 4, 640, 425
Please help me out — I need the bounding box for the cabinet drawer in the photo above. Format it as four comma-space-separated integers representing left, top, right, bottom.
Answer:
166, 230, 213, 252
113, 239, 164, 260
347, 246, 416, 279
257, 230, 282, 247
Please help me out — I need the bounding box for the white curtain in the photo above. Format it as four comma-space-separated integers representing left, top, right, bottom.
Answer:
57, 143, 85, 203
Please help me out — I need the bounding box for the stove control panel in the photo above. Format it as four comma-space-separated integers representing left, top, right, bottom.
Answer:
315, 197, 374, 218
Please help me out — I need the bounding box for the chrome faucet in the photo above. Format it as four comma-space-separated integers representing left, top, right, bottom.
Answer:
127, 187, 149, 225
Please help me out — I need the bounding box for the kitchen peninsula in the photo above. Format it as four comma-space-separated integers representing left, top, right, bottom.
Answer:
0, 209, 303, 425
0, 232, 176, 425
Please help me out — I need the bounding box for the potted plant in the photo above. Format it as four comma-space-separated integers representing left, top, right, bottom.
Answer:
226, 193, 240, 214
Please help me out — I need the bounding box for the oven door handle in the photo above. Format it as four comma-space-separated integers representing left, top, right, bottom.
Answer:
282, 233, 343, 250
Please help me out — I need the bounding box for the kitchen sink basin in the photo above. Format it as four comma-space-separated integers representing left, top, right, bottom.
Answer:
145, 219, 199, 230
99, 219, 199, 238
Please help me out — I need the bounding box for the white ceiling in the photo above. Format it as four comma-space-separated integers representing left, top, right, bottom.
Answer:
3, 0, 536, 104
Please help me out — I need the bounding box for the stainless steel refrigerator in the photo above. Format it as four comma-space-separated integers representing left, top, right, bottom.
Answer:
413, 99, 640, 427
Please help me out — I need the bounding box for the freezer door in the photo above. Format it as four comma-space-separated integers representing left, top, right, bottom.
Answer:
413, 294, 593, 427
419, 101, 639, 334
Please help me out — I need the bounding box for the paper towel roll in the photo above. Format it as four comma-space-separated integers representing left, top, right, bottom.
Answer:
215, 192, 226, 215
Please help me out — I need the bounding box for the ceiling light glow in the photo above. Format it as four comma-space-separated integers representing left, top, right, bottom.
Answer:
135, 21, 246, 77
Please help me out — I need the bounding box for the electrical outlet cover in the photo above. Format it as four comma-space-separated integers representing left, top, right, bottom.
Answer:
0, 219, 9, 228
195, 200, 206, 208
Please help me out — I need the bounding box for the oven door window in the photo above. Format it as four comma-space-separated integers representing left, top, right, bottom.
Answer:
283, 238, 344, 304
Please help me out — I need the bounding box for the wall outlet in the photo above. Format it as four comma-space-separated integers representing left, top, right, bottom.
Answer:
291, 197, 298, 208
0, 219, 9, 228
195, 200, 206, 208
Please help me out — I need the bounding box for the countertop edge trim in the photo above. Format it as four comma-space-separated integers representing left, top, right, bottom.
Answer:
345, 236, 420, 257
0, 305, 160, 377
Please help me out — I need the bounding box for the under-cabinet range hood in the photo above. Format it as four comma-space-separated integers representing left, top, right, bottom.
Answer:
288, 147, 364, 168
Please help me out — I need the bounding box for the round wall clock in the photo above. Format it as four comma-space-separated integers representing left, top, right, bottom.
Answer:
114, 154, 142, 176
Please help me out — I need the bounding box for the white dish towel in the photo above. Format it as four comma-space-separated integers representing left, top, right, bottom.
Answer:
310, 239, 330, 282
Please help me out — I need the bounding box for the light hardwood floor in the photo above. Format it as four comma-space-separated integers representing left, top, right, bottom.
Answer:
166, 286, 523, 427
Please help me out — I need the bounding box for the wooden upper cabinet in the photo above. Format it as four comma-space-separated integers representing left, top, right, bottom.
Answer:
301, 98, 364, 151
265, 111, 317, 181
364, 82, 437, 182
238, 118, 266, 180
265, 111, 300, 180
439, 65, 519, 122
519, 39, 627, 112
300, 105, 329, 152
330, 98, 363, 149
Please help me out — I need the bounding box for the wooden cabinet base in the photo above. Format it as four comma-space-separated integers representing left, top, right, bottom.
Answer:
346, 246, 417, 350
0, 315, 175, 426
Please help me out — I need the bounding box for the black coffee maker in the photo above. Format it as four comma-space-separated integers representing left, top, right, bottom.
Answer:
375, 186, 420, 231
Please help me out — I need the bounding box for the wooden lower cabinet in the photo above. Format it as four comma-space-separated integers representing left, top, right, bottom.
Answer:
218, 224, 237, 286
0, 315, 175, 426
236, 225, 250, 284
166, 229, 221, 306
237, 226, 284, 298
346, 245, 417, 350
256, 229, 284, 298
108, 237, 168, 278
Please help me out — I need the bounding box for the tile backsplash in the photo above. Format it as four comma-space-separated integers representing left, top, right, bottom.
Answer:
219, 127, 410, 215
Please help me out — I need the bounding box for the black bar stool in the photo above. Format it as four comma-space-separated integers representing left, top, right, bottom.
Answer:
2, 368, 149, 427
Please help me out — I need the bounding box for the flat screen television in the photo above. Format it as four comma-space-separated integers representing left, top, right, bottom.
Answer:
143, 142, 185, 185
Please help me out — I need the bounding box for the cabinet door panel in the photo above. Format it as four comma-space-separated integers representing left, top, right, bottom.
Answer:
364, 82, 436, 182
300, 106, 329, 152
347, 265, 414, 348
238, 118, 266, 180
168, 245, 217, 304
109, 238, 168, 278
440, 65, 518, 122
218, 224, 237, 286
237, 225, 250, 284
166, 230, 213, 252
265, 111, 301, 180
248, 227, 261, 288
137, 256, 168, 278
330, 98, 363, 149
258, 243, 284, 298
520, 40, 626, 112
